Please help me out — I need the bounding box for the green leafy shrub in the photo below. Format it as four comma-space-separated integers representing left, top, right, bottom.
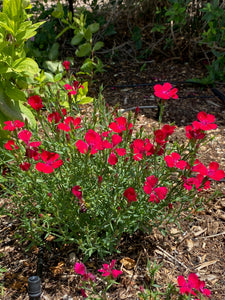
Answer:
0, 0, 44, 130
25, 0, 64, 68
53, 3, 104, 79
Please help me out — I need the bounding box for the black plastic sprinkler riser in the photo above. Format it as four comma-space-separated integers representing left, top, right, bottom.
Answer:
37, 246, 44, 278
28, 276, 41, 300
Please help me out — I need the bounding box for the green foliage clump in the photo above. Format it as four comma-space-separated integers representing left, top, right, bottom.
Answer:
0, 0, 44, 130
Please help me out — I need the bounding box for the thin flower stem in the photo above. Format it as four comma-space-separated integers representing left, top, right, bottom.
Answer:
158, 101, 165, 127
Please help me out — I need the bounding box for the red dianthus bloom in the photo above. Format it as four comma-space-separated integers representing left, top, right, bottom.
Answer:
185, 124, 206, 140
3, 120, 24, 131
109, 116, 133, 133
47, 112, 62, 124
123, 187, 137, 203
4, 140, 19, 151
177, 273, 211, 298
164, 152, 188, 170
193, 111, 217, 131
62, 60, 70, 70
98, 260, 122, 279
75, 129, 103, 154
28, 95, 43, 111
19, 162, 31, 171
58, 117, 81, 132
154, 82, 178, 100
131, 138, 154, 161
36, 150, 63, 173
143, 175, 167, 203
192, 160, 225, 181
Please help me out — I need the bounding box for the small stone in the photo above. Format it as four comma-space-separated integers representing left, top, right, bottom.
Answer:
68, 252, 76, 264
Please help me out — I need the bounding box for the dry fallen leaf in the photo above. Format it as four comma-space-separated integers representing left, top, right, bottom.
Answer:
45, 234, 55, 242
120, 257, 136, 270
50, 262, 65, 275
186, 239, 194, 251
195, 260, 218, 271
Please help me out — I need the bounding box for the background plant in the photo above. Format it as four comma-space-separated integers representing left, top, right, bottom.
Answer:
53, 2, 104, 79
25, 0, 63, 69
0, 0, 44, 131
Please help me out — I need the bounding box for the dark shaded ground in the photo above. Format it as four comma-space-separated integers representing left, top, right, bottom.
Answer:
1, 60, 225, 299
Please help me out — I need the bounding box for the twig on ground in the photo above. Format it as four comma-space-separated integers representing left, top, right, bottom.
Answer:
155, 245, 190, 270
197, 231, 225, 239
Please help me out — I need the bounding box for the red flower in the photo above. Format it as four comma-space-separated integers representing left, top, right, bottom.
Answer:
18, 129, 41, 148
28, 95, 43, 111
3, 120, 24, 131
182, 174, 210, 191
98, 260, 122, 279
74, 262, 86, 275
64, 81, 84, 96
104, 134, 127, 158
74, 262, 95, 282
135, 106, 140, 115
131, 138, 154, 161
154, 82, 178, 100
26, 148, 40, 161
4, 140, 19, 151
193, 111, 217, 131
72, 185, 82, 200
19, 162, 31, 171
123, 187, 137, 203
177, 273, 211, 298
185, 124, 206, 140
161, 124, 176, 137
164, 152, 188, 170
98, 175, 103, 185
109, 116, 133, 133
80, 289, 87, 298
177, 273, 199, 296
75, 129, 103, 154
62, 60, 70, 70
36, 150, 63, 173
143, 175, 168, 203
108, 151, 118, 165
47, 112, 62, 124
72, 186, 87, 212
61, 108, 67, 116
192, 161, 225, 181
154, 129, 167, 145
198, 281, 211, 297
57, 116, 81, 132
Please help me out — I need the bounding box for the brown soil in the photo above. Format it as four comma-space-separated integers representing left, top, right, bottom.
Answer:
1, 60, 225, 299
